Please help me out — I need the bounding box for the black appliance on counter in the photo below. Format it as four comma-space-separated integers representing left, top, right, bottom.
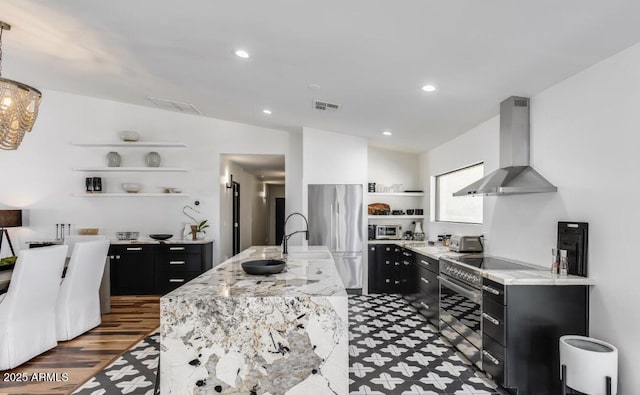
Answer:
368, 224, 376, 240
557, 221, 588, 277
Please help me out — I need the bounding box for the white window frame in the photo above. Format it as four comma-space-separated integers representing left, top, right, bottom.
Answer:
433, 162, 484, 224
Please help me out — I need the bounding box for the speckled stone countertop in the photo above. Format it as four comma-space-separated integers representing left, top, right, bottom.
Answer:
164, 245, 347, 298
160, 246, 347, 394
110, 238, 214, 245
369, 240, 593, 286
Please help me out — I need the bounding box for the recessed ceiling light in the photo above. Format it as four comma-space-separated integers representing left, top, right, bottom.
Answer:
234, 49, 250, 59
382, 130, 392, 136
263, 109, 272, 115
421, 84, 437, 92
308, 83, 321, 90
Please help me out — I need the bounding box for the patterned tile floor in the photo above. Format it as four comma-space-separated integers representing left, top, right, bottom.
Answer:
349, 294, 505, 395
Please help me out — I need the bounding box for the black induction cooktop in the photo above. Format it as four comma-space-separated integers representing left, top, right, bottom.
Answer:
453, 255, 540, 271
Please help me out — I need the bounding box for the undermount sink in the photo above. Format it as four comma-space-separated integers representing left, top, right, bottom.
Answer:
286, 250, 332, 260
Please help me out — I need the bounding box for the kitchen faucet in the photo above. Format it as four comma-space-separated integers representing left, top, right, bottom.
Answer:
282, 212, 309, 254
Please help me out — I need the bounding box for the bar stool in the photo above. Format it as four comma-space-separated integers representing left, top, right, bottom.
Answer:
560, 335, 618, 395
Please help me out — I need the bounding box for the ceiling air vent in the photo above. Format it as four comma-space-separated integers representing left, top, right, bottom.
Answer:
147, 96, 202, 115
313, 99, 341, 112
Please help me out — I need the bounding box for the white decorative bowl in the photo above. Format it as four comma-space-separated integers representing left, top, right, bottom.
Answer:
119, 130, 140, 142
121, 183, 142, 193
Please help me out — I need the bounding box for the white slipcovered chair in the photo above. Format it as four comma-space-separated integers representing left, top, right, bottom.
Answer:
0, 245, 68, 370
56, 239, 110, 341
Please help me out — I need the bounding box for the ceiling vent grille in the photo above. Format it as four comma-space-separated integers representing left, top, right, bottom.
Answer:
313, 99, 341, 112
147, 96, 202, 115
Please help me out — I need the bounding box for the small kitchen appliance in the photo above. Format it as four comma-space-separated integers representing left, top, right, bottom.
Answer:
449, 235, 483, 252
375, 224, 402, 240
557, 221, 588, 277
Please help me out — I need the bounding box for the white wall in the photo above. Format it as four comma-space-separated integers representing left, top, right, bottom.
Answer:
0, 89, 300, 265
421, 41, 640, 393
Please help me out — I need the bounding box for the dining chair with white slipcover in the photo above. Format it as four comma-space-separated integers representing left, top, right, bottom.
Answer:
56, 239, 110, 341
0, 245, 68, 370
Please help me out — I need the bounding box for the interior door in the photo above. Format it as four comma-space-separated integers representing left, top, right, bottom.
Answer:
232, 181, 240, 255
275, 197, 285, 245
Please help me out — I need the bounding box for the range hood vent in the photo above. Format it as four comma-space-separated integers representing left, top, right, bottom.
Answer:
453, 96, 557, 197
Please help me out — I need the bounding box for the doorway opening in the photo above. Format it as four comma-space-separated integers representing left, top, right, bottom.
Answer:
220, 154, 285, 260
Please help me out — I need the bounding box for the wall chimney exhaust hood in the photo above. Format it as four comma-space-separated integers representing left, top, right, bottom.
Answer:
453, 96, 557, 196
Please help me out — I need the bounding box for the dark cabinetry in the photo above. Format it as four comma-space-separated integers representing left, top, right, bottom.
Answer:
368, 244, 400, 293
109, 245, 155, 295
367, 244, 419, 295
109, 242, 213, 295
481, 278, 588, 395
406, 252, 439, 325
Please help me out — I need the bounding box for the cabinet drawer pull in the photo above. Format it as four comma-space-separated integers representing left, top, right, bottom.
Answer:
420, 302, 430, 310
420, 277, 430, 284
482, 350, 500, 365
169, 278, 185, 283
482, 312, 500, 326
126, 247, 142, 251
385, 247, 391, 252
482, 285, 501, 295
394, 280, 400, 284
420, 259, 430, 265
385, 278, 391, 283
403, 261, 411, 265
170, 261, 186, 265
394, 262, 400, 266
170, 247, 186, 251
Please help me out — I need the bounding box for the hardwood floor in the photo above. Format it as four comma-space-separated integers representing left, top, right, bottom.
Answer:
0, 295, 160, 395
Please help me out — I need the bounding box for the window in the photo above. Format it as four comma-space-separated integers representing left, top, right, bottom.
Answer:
435, 163, 484, 224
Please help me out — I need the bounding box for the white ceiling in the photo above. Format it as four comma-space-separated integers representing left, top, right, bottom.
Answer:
2, 0, 640, 152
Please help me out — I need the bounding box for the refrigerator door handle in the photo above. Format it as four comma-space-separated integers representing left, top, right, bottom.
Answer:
330, 203, 335, 251
336, 201, 341, 251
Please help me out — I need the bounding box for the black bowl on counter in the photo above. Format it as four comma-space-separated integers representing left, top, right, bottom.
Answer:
149, 234, 173, 241
241, 259, 286, 275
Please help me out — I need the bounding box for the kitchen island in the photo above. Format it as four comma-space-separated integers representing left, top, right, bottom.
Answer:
160, 246, 348, 395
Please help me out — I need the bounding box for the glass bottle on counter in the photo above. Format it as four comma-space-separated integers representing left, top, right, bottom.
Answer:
559, 249, 568, 276
551, 248, 559, 274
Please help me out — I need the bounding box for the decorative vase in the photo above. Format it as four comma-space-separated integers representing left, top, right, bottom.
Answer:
145, 151, 161, 167
107, 151, 121, 167
190, 225, 198, 240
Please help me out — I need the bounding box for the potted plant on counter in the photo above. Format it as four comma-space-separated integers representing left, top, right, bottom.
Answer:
190, 220, 209, 240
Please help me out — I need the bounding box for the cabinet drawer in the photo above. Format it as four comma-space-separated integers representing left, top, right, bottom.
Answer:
482, 278, 506, 305
160, 271, 202, 292
416, 253, 439, 274
482, 334, 506, 386
411, 291, 438, 322
483, 299, 506, 346
417, 266, 438, 297
159, 254, 202, 271
164, 244, 202, 255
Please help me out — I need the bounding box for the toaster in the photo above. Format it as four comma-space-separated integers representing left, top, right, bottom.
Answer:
449, 235, 483, 253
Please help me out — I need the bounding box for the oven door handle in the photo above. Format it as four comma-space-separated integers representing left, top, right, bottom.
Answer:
438, 275, 482, 303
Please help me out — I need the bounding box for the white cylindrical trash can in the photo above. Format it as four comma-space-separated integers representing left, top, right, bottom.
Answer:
560, 335, 618, 395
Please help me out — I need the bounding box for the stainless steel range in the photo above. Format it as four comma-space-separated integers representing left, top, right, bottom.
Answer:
438, 254, 536, 369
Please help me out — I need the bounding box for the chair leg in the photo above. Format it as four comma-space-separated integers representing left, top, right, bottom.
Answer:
154, 355, 161, 394
561, 364, 567, 395
606, 376, 612, 395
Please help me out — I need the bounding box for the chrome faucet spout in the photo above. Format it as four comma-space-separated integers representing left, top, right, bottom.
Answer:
282, 212, 309, 254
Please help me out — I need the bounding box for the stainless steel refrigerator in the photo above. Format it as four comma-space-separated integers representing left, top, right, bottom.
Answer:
308, 184, 363, 292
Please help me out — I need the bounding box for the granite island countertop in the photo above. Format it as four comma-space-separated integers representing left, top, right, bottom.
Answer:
164, 245, 347, 299
160, 245, 348, 394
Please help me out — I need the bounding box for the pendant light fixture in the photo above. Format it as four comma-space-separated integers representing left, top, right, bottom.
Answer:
0, 21, 42, 150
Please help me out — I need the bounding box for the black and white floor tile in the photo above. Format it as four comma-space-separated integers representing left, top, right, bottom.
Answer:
74, 295, 504, 395
73, 331, 159, 395
349, 294, 504, 395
